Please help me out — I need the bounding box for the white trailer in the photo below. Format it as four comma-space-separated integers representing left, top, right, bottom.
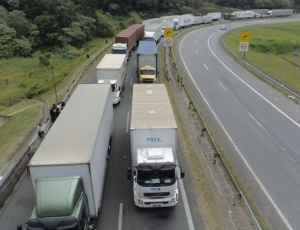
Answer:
127, 84, 185, 208
207, 12, 221, 21
203, 15, 213, 24
161, 21, 174, 36
194, 16, 204, 25
142, 18, 163, 27
173, 14, 194, 30
230, 11, 255, 20
268, 9, 293, 17
96, 54, 126, 105
28, 84, 114, 218
144, 23, 163, 42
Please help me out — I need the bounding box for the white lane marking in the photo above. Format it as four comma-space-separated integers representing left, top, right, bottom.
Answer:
194, 41, 196, 44
179, 30, 294, 230
219, 82, 226, 90
118, 203, 123, 230
203, 64, 209, 70
248, 112, 265, 130
126, 111, 130, 133
177, 159, 195, 230
195, 50, 198, 54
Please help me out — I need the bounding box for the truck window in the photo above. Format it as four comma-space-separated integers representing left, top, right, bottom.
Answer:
111, 50, 126, 54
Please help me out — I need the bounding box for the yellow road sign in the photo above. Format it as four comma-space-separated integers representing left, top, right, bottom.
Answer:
164, 28, 174, 38
178, 78, 182, 83
173, 63, 176, 68
240, 31, 250, 42
169, 53, 173, 57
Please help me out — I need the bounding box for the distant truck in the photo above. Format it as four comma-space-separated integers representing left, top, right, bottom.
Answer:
207, 12, 221, 21
96, 54, 127, 104
194, 16, 204, 25
144, 23, 163, 42
23, 84, 113, 230
127, 84, 185, 208
137, 41, 158, 84
127, 24, 145, 46
111, 29, 137, 58
203, 15, 213, 24
142, 18, 163, 28
173, 14, 194, 30
161, 21, 174, 36
267, 9, 293, 17
230, 11, 255, 20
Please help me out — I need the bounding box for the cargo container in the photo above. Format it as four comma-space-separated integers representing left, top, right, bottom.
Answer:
127, 24, 145, 45
111, 29, 137, 58
144, 23, 162, 42
24, 84, 114, 230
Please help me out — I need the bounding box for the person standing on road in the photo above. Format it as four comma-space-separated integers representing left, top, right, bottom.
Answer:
37, 124, 45, 139
50, 104, 57, 122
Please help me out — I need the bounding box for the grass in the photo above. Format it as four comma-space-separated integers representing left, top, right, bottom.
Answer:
223, 22, 300, 94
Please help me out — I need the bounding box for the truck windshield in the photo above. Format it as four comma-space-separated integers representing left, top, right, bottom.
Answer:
144, 37, 155, 41
137, 169, 175, 186
111, 49, 126, 54
141, 70, 155, 75
111, 83, 116, 92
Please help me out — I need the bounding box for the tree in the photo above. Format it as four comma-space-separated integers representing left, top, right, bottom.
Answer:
59, 22, 86, 47
6, 10, 31, 38
76, 13, 96, 40
11, 37, 32, 57
34, 14, 58, 45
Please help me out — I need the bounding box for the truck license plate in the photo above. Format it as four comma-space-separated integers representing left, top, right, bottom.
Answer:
153, 204, 161, 207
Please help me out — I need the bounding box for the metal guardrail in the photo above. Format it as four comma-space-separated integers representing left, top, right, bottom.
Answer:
0, 42, 113, 209
166, 27, 262, 230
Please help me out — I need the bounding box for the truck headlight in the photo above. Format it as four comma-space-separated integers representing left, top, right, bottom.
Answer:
138, 199, 143, 205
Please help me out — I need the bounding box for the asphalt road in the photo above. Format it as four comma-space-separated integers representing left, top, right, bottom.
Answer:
0, 42, 204, 230
177, 18, 300, 230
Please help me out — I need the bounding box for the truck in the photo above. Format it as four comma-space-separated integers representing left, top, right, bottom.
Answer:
230, 11, 255, 20
267, 9, 293, 17
127, 24, 145, 46
173, 14, 194, 30
207, 12, 221, 21
144, 23, 163, 42
142, 18, 163, 28
203, 15, 213, 24
96, 54, 127, 104
127, 84, 185, 208
23, 84, 114, 230
111, 29, 137, 58
194, 16, 204, 25
137, 41, 158, 84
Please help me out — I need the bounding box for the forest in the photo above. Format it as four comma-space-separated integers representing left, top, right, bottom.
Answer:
0, 0, 298, 58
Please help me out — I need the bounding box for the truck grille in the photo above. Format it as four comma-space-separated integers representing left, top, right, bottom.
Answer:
144, 192, 170, 197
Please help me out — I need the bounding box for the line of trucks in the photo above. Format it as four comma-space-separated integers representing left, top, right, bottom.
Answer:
18, 83, 185, 229
226, 9, 293, 20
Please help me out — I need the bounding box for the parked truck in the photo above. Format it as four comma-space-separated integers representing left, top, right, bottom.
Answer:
142, 18, 163, 28
96, 54, 127, 104
267, 9, 293, 17
207, 12, 221, 21
194, 16, 204, 25
230, 11, 255, 20
137, 41, 158, 84
22, 84, 114, 230
144, 23, 163, 42
127, 84, 185, 208
111, 29, 137, 58
173, 14, 194, 30
127, 24, 145, 46
203, 15, 213, 24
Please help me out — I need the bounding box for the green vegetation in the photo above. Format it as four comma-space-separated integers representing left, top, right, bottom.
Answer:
223, 22, 300, 93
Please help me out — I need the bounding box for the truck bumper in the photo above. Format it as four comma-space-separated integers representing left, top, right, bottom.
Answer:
134, 195, 178, 208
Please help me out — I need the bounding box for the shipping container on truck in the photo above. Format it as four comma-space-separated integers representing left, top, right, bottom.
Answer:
111, 29, 137, 57
207, 12, 221, 21
25, 84, 114, 230
267, 9, 293, 17
127, 24, 145, 46
230, 11, 255, 20
97, 54, 127, 104
137, 41, 158, 84
127, 84, 185, 208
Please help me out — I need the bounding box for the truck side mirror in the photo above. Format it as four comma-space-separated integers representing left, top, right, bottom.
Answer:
127, 167, 132, 180
181, 171, 185, 179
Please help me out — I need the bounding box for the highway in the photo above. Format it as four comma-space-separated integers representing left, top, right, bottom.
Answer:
177, 18, 300, 230
0, 41, 204, 229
